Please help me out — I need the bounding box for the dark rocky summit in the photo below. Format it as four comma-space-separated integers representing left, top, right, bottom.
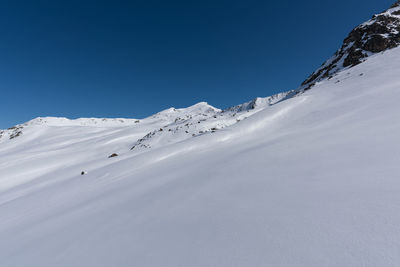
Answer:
302, 1, 400, 88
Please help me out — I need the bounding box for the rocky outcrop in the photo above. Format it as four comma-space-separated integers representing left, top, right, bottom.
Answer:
302, 1, 400, 88
0, 125, 24, 140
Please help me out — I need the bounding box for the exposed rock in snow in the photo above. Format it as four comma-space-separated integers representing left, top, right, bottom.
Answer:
302, 1, 400, 88
0, 125, 24, 140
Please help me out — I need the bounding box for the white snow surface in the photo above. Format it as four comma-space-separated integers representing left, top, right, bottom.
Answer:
1, 47, 400, 266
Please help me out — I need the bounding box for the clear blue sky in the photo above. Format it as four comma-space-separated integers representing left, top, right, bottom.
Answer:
0, 0, 395, 128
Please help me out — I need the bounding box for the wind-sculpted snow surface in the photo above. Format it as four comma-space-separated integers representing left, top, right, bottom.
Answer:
1, 45, 400, 266
0, 96, 287, 195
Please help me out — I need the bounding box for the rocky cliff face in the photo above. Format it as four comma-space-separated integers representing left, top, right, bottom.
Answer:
302, 1, 400, 88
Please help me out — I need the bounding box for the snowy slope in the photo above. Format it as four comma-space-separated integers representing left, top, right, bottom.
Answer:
1, 45, 400, 266
0, 96, 288, 206
3, 1, 400, 264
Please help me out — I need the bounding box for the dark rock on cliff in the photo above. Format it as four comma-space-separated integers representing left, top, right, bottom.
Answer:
302, 1, 400, 88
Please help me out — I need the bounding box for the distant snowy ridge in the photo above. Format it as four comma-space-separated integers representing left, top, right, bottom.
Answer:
25, 117, 141, 126
225, 91, 297, 113
152, 102, 221, 118
0, 92, 293, 154
0, 117, 140, 141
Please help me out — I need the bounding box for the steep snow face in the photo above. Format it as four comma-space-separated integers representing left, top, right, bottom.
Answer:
302, 1, 400, 88
2, 45, 400, 266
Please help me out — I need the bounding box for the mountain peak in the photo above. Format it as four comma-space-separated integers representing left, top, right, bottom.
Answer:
153, 102, 220, 118
302, 1, 400, 88
185, 102, 219, 112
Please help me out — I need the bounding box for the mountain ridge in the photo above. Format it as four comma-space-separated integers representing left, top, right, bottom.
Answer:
0, 91, 294, 153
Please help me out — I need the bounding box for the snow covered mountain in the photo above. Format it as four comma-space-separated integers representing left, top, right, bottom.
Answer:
2, 2, 400, 266
0, 92, 292, 155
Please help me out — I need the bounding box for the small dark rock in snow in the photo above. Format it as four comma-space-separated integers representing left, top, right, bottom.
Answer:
81, 171, 87, 175
9, 131, 22, 139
